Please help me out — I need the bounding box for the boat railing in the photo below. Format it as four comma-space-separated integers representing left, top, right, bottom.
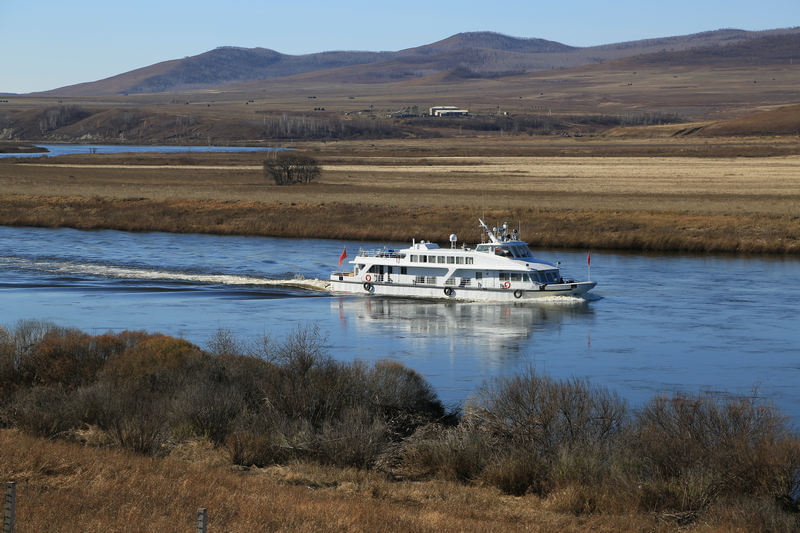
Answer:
358, 248, 405, 259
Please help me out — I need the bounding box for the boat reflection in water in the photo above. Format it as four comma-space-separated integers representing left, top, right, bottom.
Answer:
332, 295, 595, 352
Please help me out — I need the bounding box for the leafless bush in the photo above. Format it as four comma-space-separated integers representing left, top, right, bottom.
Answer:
87, 379, 170, 455
7, 385, 79, 438
263, 152, 320, 185
395, 421, 495, 482
206, 328, 244, 357
467, 367, 627, 460
626, 392, 800, 514
314, 407, 389, 468
171, 365, 246, 445
0, 326, 15, 403
225, 410, 297, 467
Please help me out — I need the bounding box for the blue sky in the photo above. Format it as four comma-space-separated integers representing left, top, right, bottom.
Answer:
2, 0, 798, 93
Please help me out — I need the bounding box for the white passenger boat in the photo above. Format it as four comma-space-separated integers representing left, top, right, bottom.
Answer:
329, 219, 596, 301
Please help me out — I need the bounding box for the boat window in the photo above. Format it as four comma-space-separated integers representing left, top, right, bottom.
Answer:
401, 267, 407, 275
499, 272, 510, 281
523, 273, 532, 282
410, 255, 418, 262
414, 275, 425, 284
456, 257, 464, 264
447, 256, 455, 264
542, 270, 559, 282
428, 256, 437, 263
465, 257, 473, 264
476, 244, 491, 252
437, 256, 446, 264
475, 271, 482, 280
420, 256, 427, 263
511, 273, 522, 282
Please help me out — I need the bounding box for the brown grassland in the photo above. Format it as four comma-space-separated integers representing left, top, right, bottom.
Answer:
0, 429, 662, 532
1, 136, 799, 253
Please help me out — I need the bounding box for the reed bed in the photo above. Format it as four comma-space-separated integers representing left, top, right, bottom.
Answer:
1, 195, 798, 254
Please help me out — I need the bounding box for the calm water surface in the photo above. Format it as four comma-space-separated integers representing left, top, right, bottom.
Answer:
0, 144, 277, 158
1, 226, 799, 417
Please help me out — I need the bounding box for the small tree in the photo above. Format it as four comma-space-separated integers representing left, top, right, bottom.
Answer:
263, 152, 320, 185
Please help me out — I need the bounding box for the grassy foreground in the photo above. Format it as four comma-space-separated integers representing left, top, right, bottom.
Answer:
1, 322, 799, 531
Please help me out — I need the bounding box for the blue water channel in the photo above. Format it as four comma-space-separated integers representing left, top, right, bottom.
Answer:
0, 144, 278, 158
1, 226, 799, 418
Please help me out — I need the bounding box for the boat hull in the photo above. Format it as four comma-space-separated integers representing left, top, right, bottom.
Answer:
329, 279, 596, 301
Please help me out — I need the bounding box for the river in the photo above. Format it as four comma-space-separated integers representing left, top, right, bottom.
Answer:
1, 226, 798, 417
0, 143, 277, 158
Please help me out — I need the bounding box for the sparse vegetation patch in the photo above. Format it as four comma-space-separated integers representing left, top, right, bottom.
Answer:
1, 322, 798, 530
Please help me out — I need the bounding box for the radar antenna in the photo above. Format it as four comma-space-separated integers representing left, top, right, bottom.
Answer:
478, 218, 501, 244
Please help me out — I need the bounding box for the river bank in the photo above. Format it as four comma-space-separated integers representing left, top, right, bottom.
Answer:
2, 194, 799, 254
1, 137, 799, 254
2, 323, 798, 532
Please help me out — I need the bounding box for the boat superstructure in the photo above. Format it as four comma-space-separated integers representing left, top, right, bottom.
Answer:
329, 219, 596, 301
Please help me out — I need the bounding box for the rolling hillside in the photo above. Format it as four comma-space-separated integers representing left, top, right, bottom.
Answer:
36, 27, 800, 96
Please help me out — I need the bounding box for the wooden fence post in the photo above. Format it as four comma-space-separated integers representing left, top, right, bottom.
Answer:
196, 507, 207, 533
2, 482, 15, 533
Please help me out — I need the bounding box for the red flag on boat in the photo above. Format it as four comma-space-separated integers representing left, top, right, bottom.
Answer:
587, 251, 591, 266
338, 247, 347, 266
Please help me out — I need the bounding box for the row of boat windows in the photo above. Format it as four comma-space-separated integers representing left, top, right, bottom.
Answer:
500, 270, 560, 283
362, 265, 561, 284
474, 243, 533, 258
409, 255, 474, 265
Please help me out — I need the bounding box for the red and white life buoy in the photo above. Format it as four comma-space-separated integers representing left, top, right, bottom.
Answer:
503, 281, 511, 289
365, 274, 372, 282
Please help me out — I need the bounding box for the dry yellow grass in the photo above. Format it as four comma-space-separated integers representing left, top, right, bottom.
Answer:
3, 428, 767, 532
0, 429, 672, 532
1, 136, 799, 253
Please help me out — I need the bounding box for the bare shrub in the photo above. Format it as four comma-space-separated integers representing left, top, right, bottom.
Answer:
468, 367, 627, 460
263, 152, 320, 185
171, 358, 246, 445
18, 329, 100, 387
0, 326, 15, 404
8, 385, 79, 438
395, 421, 495, 482
225, 412, 293, 467
368, 360, 444, 418
88, 379, 170, 455
11, 319, 60, 348
315, 407, 389, 468
206, 328, 244, 357
626, 392, 800, 514
274, 324, 330, 376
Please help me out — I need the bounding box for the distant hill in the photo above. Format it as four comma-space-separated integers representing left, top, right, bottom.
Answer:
699, 104, 800, 135
37, 27, 800, 96
609, 33, 800, 67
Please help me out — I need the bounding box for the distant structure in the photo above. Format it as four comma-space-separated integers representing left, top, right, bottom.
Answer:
429, 105, 469, 117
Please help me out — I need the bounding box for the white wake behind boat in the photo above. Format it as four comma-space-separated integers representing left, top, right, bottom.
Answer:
329, 219, 596, 301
